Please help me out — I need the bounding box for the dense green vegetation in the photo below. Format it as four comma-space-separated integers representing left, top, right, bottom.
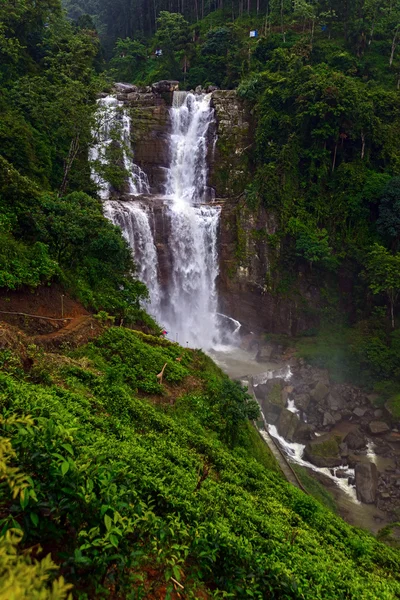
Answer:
2, 1, 400, 597
0, 0, 151, 324
1, 326, 400, 598
71, 0, 400, 397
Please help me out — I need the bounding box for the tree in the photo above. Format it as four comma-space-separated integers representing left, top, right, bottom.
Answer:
288, 218, 338, 269
377, 177, 400, 250
110, 38, 147, 82
364, 244, 400, 328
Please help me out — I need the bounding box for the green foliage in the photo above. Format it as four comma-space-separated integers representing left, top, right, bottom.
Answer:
109, 38, 147, 82
292, 465, 337, 513
288, 218, 338, 269
0, 530, 72, 600
1, 328, 400, 598
364, 244, 400, 328
0, 234, 58, 290
378, 177, 400, 249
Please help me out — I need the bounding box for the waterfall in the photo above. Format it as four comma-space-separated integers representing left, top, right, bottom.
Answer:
161, 92, 221, 348
90, 95, 150, 199
92, 90, 223, 350
104, 200, 161, 317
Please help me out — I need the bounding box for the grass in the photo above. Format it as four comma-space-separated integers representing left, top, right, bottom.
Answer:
292, 465, 337, 514
237, 421, 282, 473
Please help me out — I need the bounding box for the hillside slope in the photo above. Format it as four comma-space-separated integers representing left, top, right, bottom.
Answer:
1, 325, 400, 599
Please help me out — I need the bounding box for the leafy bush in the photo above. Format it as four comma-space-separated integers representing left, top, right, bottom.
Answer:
0, 329, 399, 598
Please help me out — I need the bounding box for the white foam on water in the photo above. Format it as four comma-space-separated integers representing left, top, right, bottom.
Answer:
267, 425, 359, 502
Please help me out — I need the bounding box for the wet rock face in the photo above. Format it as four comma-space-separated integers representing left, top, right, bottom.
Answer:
345, 430, 366, 451
355, 463, 378, 503
277, 408, 300, 442
209, 90, 251, 198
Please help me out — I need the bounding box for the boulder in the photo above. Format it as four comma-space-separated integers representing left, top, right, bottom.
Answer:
311, 381, 330, 404
304, 435, 342, 468
294, 422, 316, 442
294, 392, 311, 412
369, 421, 391, 435
152, 80, 180, 93
253, 378, 285, 406
355, 463, 378, 504
345, 430, 366, 450
323, 411, 336, 427
339, 442, 349, 457
353, 407, 368, 418
114, 82, 138, 94
255, 343, 274, 363
207, 85, 219, 92
282, 385, 294, 404
374, 409, 383, 418
255, 342, 282, 363
195, 85, 204, 94
277, 408, 300, 442
385, 432, 400, 443
259, 399, 281, 425
335, 469, 348, 478
326, 393, 342, 412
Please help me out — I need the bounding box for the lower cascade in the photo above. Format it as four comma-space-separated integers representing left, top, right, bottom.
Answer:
92, 90, 222, 349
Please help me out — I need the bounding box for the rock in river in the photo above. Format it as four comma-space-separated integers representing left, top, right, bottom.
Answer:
355, 463, 378, 504
344, 430, 366, 450
368, 421, 390, 435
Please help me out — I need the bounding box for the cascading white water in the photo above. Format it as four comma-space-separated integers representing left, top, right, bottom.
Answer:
90, 95, 160, 312
91, 90, 224, 349
104, 200, 161, 317
161, 92, 221, 348
90, 95, 150, 199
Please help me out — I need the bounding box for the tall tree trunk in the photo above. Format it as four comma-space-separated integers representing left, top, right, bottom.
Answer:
257, 0, 260, 14
332, 140, 338, 173
389, 292, 395, 329
59, 135, 80, 198
361, 130, 365, 159
310, 17, 315, 49
390, 26, 399, 66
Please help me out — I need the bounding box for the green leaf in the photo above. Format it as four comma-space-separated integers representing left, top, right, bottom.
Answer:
20, 488, 29, 510
30, 512, 39, 527
104, 514, 112, 531
172, 565, 181, 582
62, 443, 74, 456
61, 461, 70, 476
109, 534, 119, 548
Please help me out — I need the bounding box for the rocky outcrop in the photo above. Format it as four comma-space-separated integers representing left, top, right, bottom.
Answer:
209, 90, 251, 197
304, 435, 342, 468
355, 463, 378, 503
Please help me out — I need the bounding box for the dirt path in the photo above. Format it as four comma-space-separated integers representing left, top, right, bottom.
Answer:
34, 315, 91, 341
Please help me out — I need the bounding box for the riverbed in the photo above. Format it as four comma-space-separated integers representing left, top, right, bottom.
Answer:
208, 345, 390, 535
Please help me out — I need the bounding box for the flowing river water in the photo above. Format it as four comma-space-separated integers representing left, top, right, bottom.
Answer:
91, 89, 389, 534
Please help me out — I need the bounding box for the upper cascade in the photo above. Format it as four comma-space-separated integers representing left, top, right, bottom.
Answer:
90, 95, 150, 199
166, 92, 214, 205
